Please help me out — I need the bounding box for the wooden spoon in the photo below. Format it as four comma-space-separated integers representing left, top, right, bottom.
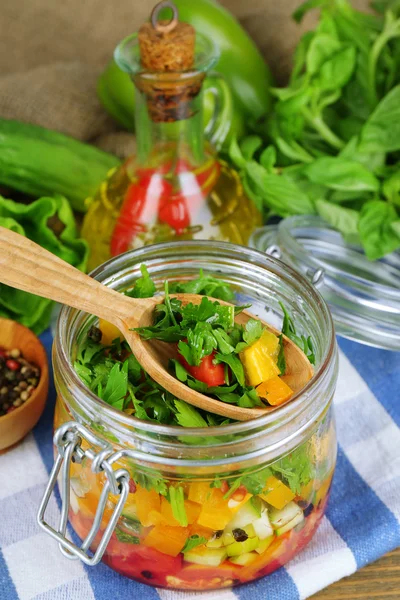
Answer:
0, 227, 313, 422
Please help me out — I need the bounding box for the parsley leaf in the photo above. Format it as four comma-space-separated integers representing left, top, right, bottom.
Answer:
126, 264, 156, 298
280, 302, 315, 365
182, 535, 207, 553
187, 322, 217, 366
238, 387, 263, 408
214, 353, 245, 386
101, 360, 129, 407
277, 334, 286, 374
169, 269, 235, 302
235, 318, 264, 352
180, 297, 234, 330
174, 400, 209, 428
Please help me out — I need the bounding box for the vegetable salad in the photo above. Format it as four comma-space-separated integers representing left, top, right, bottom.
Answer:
59, 269, 335, 589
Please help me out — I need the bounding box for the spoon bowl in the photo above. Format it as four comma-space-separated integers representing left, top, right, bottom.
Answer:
0, 227, 313, 421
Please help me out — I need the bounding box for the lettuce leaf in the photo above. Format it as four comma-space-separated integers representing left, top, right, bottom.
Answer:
0, 194, 88, 333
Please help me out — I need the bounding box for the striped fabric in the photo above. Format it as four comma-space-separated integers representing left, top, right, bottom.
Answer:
0, 330, 399, 600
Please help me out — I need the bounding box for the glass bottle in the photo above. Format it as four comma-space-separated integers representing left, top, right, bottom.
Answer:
81, 10, 262, 271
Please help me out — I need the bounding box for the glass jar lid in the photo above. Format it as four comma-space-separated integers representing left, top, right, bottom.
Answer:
249, 215, 400, 351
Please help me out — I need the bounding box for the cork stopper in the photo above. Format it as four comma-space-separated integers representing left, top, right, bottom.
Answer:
135, 1, 202, 123
138, 1, 195, 72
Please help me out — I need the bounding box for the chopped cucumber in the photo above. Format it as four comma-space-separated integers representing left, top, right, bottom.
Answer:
226, 498, 264, 530
121, 503, 139, 522
119, 516, 142, 535
255, 535, 274, 554
276, 512, 304, 536
226, 536, 259, 557
184, 546, 227, 567
229, 551, 259, 566
252, 510, 274, 540
269, 502, 303, 530
222, 531, 235, 546
206, 533, 223, 549
243, 523, 256, 538
70, 476, 90, 498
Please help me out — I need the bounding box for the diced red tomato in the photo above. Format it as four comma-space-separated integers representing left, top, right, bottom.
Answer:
178, 350, 225, 387
104, 544, 182, 587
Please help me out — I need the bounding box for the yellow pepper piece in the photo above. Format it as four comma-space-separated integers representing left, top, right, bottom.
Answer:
256, 376, 293, 406
98, 318, 124, 346
259, 476, 295, 510
143, 524, 190, 557
135, 487, 161, 526
240, 330, 281, 387
188, 481, 211, 505
197, 489, 233, 530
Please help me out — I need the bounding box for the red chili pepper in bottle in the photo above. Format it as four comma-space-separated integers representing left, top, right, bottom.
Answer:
158, 192, 191, 234
110, 173, 172, 256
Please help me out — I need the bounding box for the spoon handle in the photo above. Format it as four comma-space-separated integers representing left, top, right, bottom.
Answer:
0, 227, 138, 325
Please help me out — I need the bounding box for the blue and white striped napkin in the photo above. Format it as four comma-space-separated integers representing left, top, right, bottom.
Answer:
0, 330, 399, 600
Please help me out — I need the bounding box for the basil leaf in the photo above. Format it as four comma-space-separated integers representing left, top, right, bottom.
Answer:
305, 157, 380, 192
245, 162, 315, 217
240, 135, 263, 161
358, 200, 400, 259
316, 199, 361, 244
360, 85, 400, 153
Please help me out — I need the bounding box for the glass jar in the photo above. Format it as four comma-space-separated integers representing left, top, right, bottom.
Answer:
81, 28, 262, 271
40, 242, 338, 591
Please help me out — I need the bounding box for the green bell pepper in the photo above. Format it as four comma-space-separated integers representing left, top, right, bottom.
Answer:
97, 0, 272, 147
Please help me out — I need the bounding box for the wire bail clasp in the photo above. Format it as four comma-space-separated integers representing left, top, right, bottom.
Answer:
37, 421, 130, 566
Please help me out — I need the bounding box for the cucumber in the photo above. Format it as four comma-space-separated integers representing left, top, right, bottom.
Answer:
184, 546, 227, 567
269, 502, 304, 535
121, 503, 139, 523
226, 498, 263, 530
255, 535, 274, 555
252, 510, 274, 540
0, 119, 120, 212
276, 512, 304, 536
206, 533, 224, 549
229, 552, 258, 566
226, 536, 259, 557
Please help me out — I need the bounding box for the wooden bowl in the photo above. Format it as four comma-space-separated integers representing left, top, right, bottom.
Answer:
0, 318, 49, 451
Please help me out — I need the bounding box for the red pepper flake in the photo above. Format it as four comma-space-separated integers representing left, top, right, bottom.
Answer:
6, 359, 20, 371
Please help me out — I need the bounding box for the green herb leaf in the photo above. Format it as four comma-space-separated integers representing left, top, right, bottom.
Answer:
168, 486, 188, 527
358, 200, 400, 259
169, 270, 235, 302
277, 335, 286, 375
361, 85, 400, 153
214, 353, 245, 386
115, 529, 140, 544
182, 535, 207, 553
126, 264, 156, 298
101, 360, 129, 407
305, 157, 380, 192
173, 400, 209, 428
316, 199, 360, 244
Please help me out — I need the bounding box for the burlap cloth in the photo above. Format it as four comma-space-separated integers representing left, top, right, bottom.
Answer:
0, 0, 369, 159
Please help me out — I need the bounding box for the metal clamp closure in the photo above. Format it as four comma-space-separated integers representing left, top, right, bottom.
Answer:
37, 421, 130, 566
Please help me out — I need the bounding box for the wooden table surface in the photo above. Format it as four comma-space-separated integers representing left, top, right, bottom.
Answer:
311, 548, 400, 599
